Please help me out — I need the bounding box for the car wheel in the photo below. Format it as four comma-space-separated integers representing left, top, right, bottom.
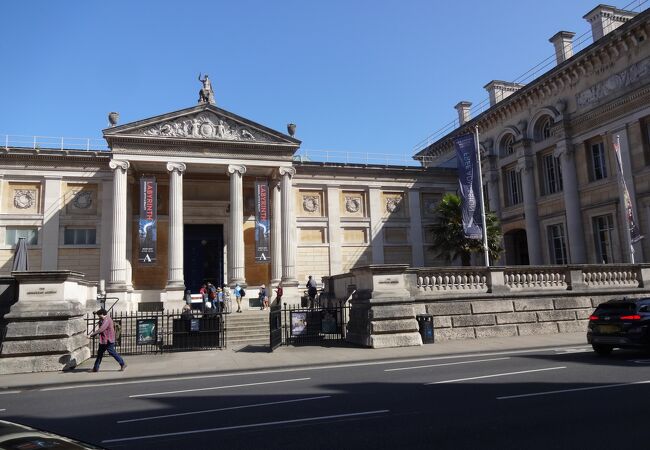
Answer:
592, 344, 613, 355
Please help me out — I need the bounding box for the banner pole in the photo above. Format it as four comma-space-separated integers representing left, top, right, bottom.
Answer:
475, 125, 490, 267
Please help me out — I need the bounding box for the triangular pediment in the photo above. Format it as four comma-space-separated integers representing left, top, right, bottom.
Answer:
103, 104, 300, 147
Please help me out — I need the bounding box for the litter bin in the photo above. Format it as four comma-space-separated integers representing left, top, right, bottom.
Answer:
416, 314, 434, 344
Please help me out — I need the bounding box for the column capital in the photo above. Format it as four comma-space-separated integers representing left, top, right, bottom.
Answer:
109, 160, 130, 171
166, 162, 187, 174
516, 157, 534, 173
279, 166, 296, 178
227, 164, 247, 176
553, 139, 574, 159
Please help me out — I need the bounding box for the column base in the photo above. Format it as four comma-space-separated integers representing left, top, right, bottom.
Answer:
228, 278, 247, 288
281, 278, 299, 287
163, 286, 185, 311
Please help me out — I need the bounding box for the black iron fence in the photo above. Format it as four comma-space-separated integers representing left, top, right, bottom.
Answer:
276, 302, 350, 348
86, 309, 227, 356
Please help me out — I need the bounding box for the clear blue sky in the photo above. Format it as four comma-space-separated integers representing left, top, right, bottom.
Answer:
0, 0, 638, 157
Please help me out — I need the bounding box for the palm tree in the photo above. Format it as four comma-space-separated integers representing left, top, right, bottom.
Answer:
429, 193, 503, 266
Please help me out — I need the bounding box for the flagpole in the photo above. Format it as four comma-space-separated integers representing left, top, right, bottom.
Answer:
475, 125, 490, 267
616, 134, 635, 264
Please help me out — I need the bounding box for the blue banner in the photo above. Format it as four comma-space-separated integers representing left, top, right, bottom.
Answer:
454, 133, 483, 240
255, 181, 270, 262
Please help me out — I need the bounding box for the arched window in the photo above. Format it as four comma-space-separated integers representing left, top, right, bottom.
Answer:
535, 116, 553, 142
501, 134, 515, 156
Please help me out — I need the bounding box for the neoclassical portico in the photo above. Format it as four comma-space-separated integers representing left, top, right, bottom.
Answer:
102, 102, 302, 304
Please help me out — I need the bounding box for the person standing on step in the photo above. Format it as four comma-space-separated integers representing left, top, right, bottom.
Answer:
222, 284, 232, 314
259, 284, 268, 310
275, 282, 283, 306
199, 283, 209, 312
208, 282, 218, 311
307, 275, 318, 308
88, 308, 126, 372
217, 287, 224, 313
233, 283, 243, 313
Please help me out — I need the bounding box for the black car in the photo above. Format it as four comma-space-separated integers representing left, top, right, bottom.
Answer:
587, 298, 650, 355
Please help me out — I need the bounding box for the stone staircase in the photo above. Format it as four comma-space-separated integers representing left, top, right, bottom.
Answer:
225, 310, 269, 348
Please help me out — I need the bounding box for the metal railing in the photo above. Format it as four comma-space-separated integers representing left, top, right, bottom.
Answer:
294, 148, 421, 166
86, 309, 227, 356
279, 301, 350, 347
2, 134, 109, 152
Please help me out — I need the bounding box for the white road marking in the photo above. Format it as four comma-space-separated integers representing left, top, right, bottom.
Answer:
117, 395, 331, 423
630, 359, 650, 364
497, 380, 650, 400
40, 345, 587, 392
428, 366, 566, 384
103, 409, 390, 443
554, 348, 589, 354
129, 377, 311, 398
0, 409, 6, 412
384, 357, 510, 372
0, 391, 21, 395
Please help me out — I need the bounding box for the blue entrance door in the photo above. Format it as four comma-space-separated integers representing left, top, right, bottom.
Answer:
183, 224, 224, 293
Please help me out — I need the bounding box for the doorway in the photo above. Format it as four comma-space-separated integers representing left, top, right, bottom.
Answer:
504, 229, 530, 265
184, 224, 224, 293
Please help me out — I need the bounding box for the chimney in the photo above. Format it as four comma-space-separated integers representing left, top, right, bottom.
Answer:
549, 31, 576, 64
583, 4, 636, 41
483, 80, 525, 107
454, 101, 472, 125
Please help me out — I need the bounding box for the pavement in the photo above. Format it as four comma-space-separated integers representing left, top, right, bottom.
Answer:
0, 331, 587, 390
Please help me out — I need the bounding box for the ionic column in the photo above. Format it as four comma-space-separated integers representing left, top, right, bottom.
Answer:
555, 140, 586, 263
166, 162, 186, 290
228, 164, 246, 285
108, 160, 129, 290
279, 167, 298, 286
271, 179, 282, 285
517, 157, 543, 265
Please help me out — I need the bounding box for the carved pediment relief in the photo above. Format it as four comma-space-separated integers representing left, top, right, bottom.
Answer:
139, 111, 276, 143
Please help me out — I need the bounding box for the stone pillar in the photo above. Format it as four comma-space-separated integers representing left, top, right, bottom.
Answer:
99, 179, 113, 287
517, 157, 543, 265
279, 167, 298, 286
271, 179, 282, 285
327, 185, 342, 276
41, 177, 62, 270
369, 186, 385, 264
107, 160, 129, 291
166, 162, 186, 291
227, 164, 246, 286
555, 140, 586, 263
408, 189, 425, 267
486, 171, 501, 216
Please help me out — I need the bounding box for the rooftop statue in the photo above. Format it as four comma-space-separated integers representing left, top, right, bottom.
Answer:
198, 73, 216, 105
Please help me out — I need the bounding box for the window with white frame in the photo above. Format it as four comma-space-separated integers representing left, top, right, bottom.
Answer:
505, 168, 523, 206
536, 116, 553, 142
64, 228, 96, 245
5, 227, 38, 245
542, 152, 563, 195
547, 223, 568, 264
593, 214, 614, 264
589, 141, 608, 181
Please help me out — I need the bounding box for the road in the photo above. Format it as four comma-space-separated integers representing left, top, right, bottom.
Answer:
2, 344, 650, 449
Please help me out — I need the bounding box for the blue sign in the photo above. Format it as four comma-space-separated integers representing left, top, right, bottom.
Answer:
454, 133, 483, 240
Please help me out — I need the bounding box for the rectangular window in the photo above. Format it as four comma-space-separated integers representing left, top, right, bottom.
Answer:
505, 168, 523, 206
592, 214, 614, 264
547, 223, 568, 264
5, 227, 38, 245
542, 153, 563, 195
64, 228, 96, 245
589, 142, 608, 181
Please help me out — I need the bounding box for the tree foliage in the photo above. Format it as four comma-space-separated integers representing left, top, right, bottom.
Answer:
429, 193, 503, 266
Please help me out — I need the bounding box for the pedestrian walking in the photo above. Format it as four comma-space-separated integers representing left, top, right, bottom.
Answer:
275, 282, 283, 306
307, 275, 318, 308
207, 282, 218, 311
233, 283, 243, 313
259, 284, 268, 310
87, 308, 126, 372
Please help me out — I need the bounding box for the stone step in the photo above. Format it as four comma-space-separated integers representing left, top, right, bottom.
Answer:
227, 338, 270, 347
226, 331, 269, 339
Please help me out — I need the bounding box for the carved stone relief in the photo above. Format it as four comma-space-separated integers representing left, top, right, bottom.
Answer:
302, 195, 320, 213
13, 190, 35, 209
142, 112, 273, 142
72, 191, 93, 209
345, 196, 361, 213
577, 56, 650, 108
386, 197, 402, 213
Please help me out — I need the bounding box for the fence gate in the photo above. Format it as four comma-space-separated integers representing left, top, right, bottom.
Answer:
269, 304, 282, 351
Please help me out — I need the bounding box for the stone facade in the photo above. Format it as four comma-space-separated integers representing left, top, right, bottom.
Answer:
416, 6, 650, 267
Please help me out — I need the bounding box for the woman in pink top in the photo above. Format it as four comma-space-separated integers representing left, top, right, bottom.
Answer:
88, 308, 126, 372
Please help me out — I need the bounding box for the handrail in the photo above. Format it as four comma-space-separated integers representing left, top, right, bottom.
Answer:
2, 134, 109, 151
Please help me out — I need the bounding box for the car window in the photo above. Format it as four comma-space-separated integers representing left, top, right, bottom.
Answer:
596, 303, 636, 313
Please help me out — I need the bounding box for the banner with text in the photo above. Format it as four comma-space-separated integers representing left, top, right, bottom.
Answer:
138, 177, 157, 263
255, 180, 270, 262
454, 133, 484, 240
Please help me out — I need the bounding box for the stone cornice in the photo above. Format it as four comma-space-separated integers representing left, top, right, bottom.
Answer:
415, 8, 650, 161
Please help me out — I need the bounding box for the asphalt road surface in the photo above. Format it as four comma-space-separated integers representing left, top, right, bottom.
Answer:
2, 344, 650, 449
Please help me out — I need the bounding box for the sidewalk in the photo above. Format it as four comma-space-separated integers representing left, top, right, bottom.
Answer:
0, 332, 587, 390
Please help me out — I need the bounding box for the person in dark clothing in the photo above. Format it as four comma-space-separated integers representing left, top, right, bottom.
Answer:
307, 276, 318, 308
